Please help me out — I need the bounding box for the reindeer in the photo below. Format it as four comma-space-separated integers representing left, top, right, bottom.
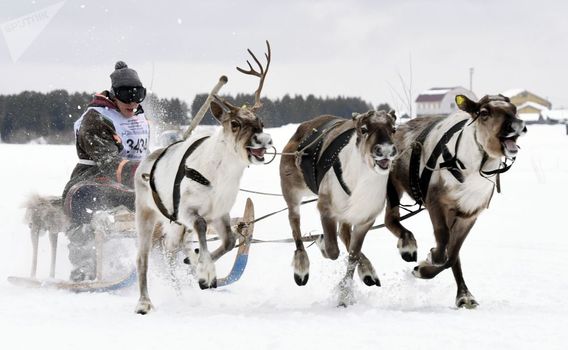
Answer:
280, 110, 397, 306
385, 94, 527, 308
134, 41, 273, 314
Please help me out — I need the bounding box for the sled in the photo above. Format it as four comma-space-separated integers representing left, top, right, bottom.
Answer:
7, 269, 137, 293
8, 198, 255, 292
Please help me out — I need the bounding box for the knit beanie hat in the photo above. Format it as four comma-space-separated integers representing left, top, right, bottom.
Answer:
110, 61, 143, 88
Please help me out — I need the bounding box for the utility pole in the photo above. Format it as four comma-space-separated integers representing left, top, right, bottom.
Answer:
469, 67, 474, 92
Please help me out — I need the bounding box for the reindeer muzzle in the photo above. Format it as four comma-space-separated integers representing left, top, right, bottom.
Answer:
500, 118, 526, 158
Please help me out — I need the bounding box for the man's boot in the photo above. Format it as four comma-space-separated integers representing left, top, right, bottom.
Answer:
66, 224, 96, 282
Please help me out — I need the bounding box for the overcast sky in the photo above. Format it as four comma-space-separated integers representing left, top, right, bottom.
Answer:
1, 0, 567, 115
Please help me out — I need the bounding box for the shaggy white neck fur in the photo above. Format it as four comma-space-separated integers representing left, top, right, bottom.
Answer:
428, 114, 502, 214
154, 128, 249, 222
320, 136, 389, 225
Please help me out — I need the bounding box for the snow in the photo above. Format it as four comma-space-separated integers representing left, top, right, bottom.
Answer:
543, 109, 568, 122
519, 112, 541, 122
418, 88, 451, 95
502, 88, 525, 98
1, 124, 568, 349
517, 101, 548, 111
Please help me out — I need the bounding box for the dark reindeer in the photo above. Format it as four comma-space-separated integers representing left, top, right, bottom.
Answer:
134, 41, 273, 314
385, 94, 527, 308
280, 110, 397, 306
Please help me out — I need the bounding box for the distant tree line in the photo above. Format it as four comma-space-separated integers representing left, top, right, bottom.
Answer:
0, 90, 190, 143
190, 93, 374, 127
0, 90, 388, 143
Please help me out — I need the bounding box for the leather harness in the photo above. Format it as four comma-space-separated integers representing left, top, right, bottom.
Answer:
298, 119, 355, 196
394, 117, 516, 207
148, 136, 210, 223
408, 119, 468, 205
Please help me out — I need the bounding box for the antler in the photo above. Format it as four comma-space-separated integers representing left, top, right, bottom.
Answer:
236, 40, 271, 110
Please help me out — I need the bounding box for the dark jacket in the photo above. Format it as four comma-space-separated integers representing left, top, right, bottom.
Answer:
62, 92, 147, 200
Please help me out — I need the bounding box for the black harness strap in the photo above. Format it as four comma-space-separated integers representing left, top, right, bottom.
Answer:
409, 119, 468, 204
149, 146, 178, 222
298, 120, 340, 194
439, 129, 466, 183
409, 120, 442, 204
317, 127, 356, 195
333, 161, 352, 196
185, 168, 210, 186
478, 152, 516, 194
149, 136, 209, 223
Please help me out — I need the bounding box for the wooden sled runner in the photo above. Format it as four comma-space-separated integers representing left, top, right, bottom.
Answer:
8, 198, 255, 292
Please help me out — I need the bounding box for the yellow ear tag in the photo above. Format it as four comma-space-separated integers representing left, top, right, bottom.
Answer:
456, 95, 466, 108
241, 104, 248, 109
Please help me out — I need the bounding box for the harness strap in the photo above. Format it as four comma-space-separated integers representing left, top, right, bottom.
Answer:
439, 129, 466, 183
479, 153, 516, 194
185, 168, 210, 186
316, 127, 355, 196
149, 147, 177, 222
333, 161, 352, 196
410, 119, 468, 204
409, 120, 442, 204
149, 136, 209, 223
298, 119, 342, 194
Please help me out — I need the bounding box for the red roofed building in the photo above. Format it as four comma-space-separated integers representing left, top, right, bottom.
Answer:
415, 86, 477, 117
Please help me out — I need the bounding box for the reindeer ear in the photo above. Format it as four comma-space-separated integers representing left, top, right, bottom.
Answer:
498, 94, 511, 102
210, 100, 226, 122
455, 95, 478, 114
388, 109, 397, 121
352, 112, 360, 120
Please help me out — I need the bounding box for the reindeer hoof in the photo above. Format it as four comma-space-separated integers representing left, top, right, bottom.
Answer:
198, 279, 210, 290
294, 273, 309, 286
363, 275, 381, 287
198, 277, 217, 289
412, 265, 422, 278
456, 292, 478, 309
427, 248, 447, 266
135, 300, 153, 315
293, 249, 310, 286
401, 251, 417, 262
397, 236, 417, 262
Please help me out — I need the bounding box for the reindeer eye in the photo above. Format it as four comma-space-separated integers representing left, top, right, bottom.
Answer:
479, 110, 490, 120
360, 125, 368, 135
231, 120, 241, 131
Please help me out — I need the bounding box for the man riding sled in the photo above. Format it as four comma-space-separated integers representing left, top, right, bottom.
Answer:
62, 61, 149, 282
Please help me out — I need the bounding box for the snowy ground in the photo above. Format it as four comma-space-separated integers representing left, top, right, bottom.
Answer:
0, 124, 567, 350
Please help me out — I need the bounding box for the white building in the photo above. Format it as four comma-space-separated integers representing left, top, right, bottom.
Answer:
415, 87, 477, 117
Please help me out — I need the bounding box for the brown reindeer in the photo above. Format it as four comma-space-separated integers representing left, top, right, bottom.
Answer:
385, 94, 527, 308
280, 110, 397, 306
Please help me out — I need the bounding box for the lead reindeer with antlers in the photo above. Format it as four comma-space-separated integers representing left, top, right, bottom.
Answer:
134, 41, 273, 314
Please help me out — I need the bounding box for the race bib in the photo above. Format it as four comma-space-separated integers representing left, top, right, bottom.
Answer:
75, 106, 150, 160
